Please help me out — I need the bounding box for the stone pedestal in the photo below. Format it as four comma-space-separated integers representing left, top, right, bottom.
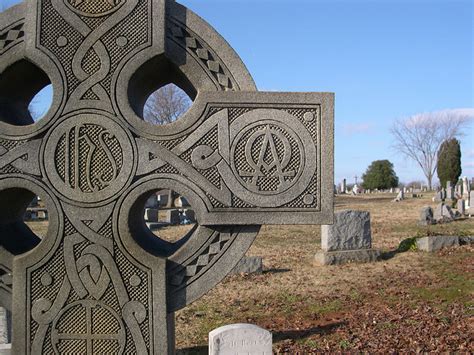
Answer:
315, 210, 380, 265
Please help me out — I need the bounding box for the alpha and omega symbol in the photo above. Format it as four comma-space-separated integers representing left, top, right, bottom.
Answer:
43, 113, 135, 205
65, 0, 126, 18
235, 122, 301, 194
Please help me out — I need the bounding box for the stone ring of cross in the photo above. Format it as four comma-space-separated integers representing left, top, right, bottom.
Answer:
0, 0, 333, 353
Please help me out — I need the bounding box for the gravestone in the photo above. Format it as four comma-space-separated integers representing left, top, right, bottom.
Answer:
419, 206, 435, 226
230, 256, 263, 275
457, 199, 465, 216
446, 181, 454, 200
0, 1, 334, 353
468, 191, 474, 216
433, 203, 455, 223
315, 210, 380, 265
462, 176, 470, 200
433, 190, 444, 202
340, 178, 346, 194
393, 189, 404, 202
144, 208, 159, 223
209, 324, 272, 355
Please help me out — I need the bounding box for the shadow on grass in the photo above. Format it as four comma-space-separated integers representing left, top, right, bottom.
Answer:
380, 237, 418, 261
273, 321, 346, 342
176, 346, 207, 355
263, 268, 291, 274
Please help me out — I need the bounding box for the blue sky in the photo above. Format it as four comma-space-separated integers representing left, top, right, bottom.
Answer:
2, 0, 473, 185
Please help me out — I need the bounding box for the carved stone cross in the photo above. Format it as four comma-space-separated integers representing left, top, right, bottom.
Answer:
0, 0, 333, 353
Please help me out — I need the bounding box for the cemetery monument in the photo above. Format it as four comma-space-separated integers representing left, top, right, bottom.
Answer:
0, 0, 334, 353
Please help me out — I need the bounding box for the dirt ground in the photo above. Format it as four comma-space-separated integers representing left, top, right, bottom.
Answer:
26, 193, 473, 353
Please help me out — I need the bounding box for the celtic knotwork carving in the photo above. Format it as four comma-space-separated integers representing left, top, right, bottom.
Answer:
0, 140, 41, 176
0, 0, 333, 353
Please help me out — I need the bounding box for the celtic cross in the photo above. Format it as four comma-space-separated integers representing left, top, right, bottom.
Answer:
0, 0, 333, 353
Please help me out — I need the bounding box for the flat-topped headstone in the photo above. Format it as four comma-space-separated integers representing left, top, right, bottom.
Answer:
209, 324, 272, 355
416, 236, 460, 252
316, 210, 380, 265
321, 210, 371, 251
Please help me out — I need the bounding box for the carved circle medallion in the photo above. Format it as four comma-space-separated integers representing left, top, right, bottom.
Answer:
229, 109, 317, 207
43, 113, 135, 205
65, 0, 127, 18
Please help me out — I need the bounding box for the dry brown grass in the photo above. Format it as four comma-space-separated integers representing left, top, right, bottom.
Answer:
25, 193, 474, 352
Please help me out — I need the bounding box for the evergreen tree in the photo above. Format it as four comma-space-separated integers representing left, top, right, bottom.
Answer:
437, 138, 462, 188
361, 160, 399, 190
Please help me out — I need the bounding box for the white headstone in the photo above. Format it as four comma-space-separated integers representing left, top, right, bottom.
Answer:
462, 177, 470, 200
209, 324, 272, 355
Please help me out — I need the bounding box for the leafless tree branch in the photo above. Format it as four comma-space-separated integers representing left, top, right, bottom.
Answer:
390, 110, 472, 190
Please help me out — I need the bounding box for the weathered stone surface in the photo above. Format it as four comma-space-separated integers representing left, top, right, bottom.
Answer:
433, 203, 456, 223
0, 0, 334, 353
314, 249, 381, 265
209, 323, 272, 355
230, 256, 263, 275
419, 206, 436, 226
321, 210, 371, 251
416, 236, 460, 252
0, 307, 9, 344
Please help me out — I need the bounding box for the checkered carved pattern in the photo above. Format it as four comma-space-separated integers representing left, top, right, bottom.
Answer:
167, 18, 235, 91
0, 22, 25, 53
169, 232, 232, 287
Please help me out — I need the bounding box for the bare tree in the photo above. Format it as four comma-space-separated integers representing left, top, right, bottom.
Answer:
143, 84, 192, 207
143, 84, 192, 125
390, 110, 472, 190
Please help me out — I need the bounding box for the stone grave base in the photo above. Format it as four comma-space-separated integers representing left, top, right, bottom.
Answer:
0, 344, 11, 355
230, 256, 263, 275
314, 249, 381, 265
146, 222, 170, 230
417, 235, 474, 252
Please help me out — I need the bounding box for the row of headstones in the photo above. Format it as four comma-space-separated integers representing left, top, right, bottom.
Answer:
433, 179, 472, 203
336, 179, 427, 195
144, 208, 196, 226
315, 207, 474, 265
